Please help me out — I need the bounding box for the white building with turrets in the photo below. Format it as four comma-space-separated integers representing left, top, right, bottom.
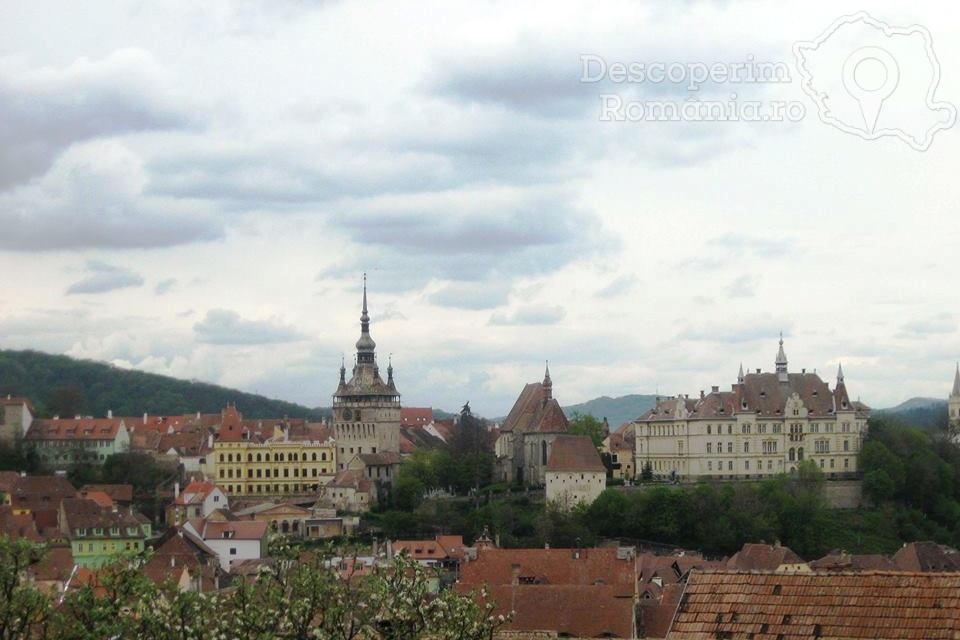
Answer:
632, 337, 870, 482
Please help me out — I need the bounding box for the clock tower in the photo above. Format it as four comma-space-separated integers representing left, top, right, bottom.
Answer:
332, 275, 401, 470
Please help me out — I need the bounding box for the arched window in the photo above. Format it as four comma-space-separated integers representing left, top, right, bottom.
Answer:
789, 448, 795, 461
247, 454, 252, 462
541, 441, 548, 465
256, 453, 261, 462
798, 447, 804, 461
312, 453, 317, 461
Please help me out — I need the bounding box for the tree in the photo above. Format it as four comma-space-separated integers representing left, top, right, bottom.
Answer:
0, 537, 49, 640
568, 413, 607, 449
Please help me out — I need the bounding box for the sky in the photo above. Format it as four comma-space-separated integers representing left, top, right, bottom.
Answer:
1, 0, 959, 417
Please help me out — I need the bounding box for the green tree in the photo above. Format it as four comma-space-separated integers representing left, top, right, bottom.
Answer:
0, 537, 49, 640
568, 413, 607, 449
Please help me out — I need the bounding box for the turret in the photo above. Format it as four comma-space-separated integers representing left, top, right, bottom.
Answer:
776, 333, 789, 383
542, 361, 553, 404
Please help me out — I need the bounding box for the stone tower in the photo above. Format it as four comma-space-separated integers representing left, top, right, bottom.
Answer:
332, 275, 400, 470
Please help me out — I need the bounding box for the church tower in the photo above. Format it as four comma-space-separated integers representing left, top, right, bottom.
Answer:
332, 275, 401, 470
950, 364, 960, 434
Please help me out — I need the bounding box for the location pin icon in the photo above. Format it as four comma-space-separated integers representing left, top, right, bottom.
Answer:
842, 47, 899, 134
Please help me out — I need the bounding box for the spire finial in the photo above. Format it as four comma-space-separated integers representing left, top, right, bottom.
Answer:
837, 362, 845, 384
738, 363, 745, 384
362, 271, 368, 315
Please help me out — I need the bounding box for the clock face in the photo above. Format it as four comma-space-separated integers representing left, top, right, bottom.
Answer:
342, 408, 353, 421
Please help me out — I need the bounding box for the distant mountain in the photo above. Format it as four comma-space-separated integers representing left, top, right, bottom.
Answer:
877, 397, 948, 431
562, 394, 658, 429
0, 349, 329, 420
880, 397, 946, 413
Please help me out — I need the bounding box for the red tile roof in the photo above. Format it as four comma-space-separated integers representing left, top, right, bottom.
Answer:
80, 484, 133, 504
400, 407, 433, 427
28, 545, 75, 582
459, 547, 635, 596
545, 435, 605, 473
725, 543, 805, 571
892, 541, 960, 572
470, 584, 635, 638
216, 405, 245, 442
393, 535, 465, 562
9, 475, 77, 509
667, 570, 960, 639
27, 418, 125, 441
189, 518, 268, 541
501, 383, 569, 434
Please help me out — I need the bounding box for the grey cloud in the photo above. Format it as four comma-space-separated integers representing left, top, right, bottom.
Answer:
490, 305, 566, 326
66, 261, 144, 295
429, 281, 512, 310
193, 309, 306, 345
0, 142, 224, 251
898, 314, 957, 338
155, 279, 177, 295
725, 275, 755, 299
0, 49, 192, 189
679, 321, 789, 344
596, 274, 638, 299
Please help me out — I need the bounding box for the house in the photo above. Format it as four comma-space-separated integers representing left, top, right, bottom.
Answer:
317, 468, 374, 513
494, 364, 570, 486
166, 481, 229, 525
347, 451, 401, 503
666, 570, 960, 639
809, 550, 898, 572
212, 405, 336, 497
80, 484, 133, 507
544, 434, 606, 510
233, 501, 313, 537
25, 417, 130, 469
393, 535, 465, 570
456, 545, 637, 639
143, 527, 225, 592
892, 540, 960, 572
305, 507, 354, 539
182, 517, 269, 571
603, 424, 636, 480
0, 396, 34, 443
26, 545, 76, 596
6, 474, 77, 514
725, 542, 808, 572
59, 498, 152, 568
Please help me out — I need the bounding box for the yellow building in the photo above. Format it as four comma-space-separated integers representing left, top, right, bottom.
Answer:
212, 406, 336, 497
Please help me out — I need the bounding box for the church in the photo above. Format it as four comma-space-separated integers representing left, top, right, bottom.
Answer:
332, 276, 402, 498
494, 364, 571, 486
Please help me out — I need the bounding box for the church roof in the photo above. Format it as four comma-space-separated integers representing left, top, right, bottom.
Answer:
500, 383, 569, 434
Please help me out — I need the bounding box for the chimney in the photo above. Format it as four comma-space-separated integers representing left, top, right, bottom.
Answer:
53, 415, 59, 420
174, 482, 180, 500
711, 386, 719, 393
700, 390, 705, 400
19, 471, 26, 478
107, 409, 113, 419
143, 413, 148, 425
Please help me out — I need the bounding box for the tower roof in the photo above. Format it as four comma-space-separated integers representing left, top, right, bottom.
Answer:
953, 363, 960, 397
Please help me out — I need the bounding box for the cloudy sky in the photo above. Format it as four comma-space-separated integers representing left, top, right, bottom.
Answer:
1, 0, 959, 417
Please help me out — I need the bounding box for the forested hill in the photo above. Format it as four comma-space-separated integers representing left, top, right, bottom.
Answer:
0, 349, 328, 420
562, 394, 659, 428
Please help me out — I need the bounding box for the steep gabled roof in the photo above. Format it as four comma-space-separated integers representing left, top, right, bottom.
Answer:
546, 435, 605, 473
501, 383, 569, 434
725, 543, 804, 571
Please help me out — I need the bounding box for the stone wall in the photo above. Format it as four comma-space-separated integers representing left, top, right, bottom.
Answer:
822, 479, 863, 509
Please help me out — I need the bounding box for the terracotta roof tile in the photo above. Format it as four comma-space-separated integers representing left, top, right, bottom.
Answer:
667, 570, 960, 639
546, 435, 605, 473
501, 383, 569, 434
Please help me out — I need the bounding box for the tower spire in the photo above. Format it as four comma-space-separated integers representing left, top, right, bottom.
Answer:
339, 355, 346, 385
387, 353, 394, 386
775, 332, 788, 382
542, 361, 553, 402
837, 362, 845, 385
952, 363, 960, 397
355, 272, 376, 365
738, 363, 745, 384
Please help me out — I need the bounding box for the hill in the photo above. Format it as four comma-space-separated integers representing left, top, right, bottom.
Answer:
0, 349, 328, 420
876, 397, 948, 431
562, 394, 658, 428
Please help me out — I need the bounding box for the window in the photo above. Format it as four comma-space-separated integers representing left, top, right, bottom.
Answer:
727, 442, 733, 454
707, 443, 713, 454
744, 460, 750, 470
727, 461, 733, 471
843, 440, 850, 452
230, 548, 237, 556
541, 441, 548, 465
707, 461, 713, 470
743, 442, 750, 453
